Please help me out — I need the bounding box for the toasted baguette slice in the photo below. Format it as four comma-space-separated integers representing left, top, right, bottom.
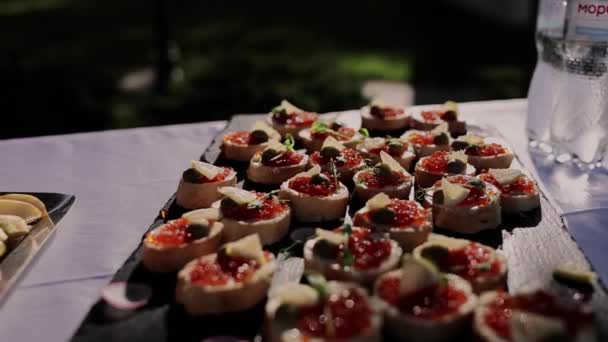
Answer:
415, 162, 476, 189
303, 232, 402, 286
142, 220, 223, 273
247, 154, 308, 185
176, 252, 276, 315
412, 234, 507, 293
176, 169, 237, 209
467, 152, 514, 171
353, 170, 413, 202
375, 271, 477, 342
279, 180, 349, 222
360, 105, 409, 131
221, 139, 270, 162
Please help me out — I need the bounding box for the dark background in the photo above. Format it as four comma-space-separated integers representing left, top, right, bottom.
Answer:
1, 0, 537, 139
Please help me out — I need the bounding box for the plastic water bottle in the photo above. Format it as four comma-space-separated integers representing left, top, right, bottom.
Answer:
527, 0, 608, 168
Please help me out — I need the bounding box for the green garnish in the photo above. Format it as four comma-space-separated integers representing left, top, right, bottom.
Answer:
283, 134, 296, 152
359, 128, 370, 137
341, 223, 353, 235
278, 241, 302, 259
247, 189, 279, 209
312, 121, 328, 133
272, 106, 287, 115
328, 159, 340, 187
414, 185, 432, 201
306, 272, 329, 298
342, 250, 355, 267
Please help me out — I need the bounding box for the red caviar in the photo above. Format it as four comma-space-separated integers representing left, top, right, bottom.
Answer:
310, 148, 363, 169
147, 218, 199, 246
355, 199, 428, 228
223, 131, 252, 146
193, 167, 232, 183
420, 151, 450, 173
433, 176, 491, 207
273, 111, 318, 127
479, 173, 535, 195
343, 228, 392, 270
483, 290, 593, 340
465, 143, 507, 157
370, 105, 404, 119
311, 127, 356, 141
289, 176, 338, 197
357, 170, 409, 188
367, 141, 409, 158
408, 132, 436, 146
189, 252, 271, 286
446, 242, 501, 281
421, 110, 441, 122
261, 151, 305, 167
377, 276, 468, 319
297, 288, 372, 339
221, 192, 288, 220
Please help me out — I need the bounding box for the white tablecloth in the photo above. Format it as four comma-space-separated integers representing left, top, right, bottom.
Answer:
0, 99, 605, 342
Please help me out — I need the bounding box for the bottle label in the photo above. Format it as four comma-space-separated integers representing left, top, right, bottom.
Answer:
567, 0, 608, 41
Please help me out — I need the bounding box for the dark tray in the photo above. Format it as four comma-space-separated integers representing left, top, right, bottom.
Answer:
0, 192, 76, 305
71, 113, 608, 341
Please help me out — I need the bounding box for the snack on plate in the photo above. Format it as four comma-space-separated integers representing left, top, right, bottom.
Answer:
308, 137, 366, 184
0, 194, 45, 259
279, 165, 349, 222
414, 151, 476, 188
303, 224, 402, 285
247, 138, 308, 185
374, 256, 477, 342
360, 98, 409, 131
427, 176, 501, 234
299, 119, 363, 152
409, 101, 467, 137
461, 138, 513, 170
478, 169, 541, 213
474, 290, 597, 342
265, 279, 382, 341
353, 151, 414, 202
268, 100, 319, 137
142, 209, 223, 272
0, 197, 44, 224
413, 234, 507, 293
176, 235, 276, 315
355, 137, 416, 170
176, 161, 237, 209
353, 193, 432, 251
215, 187, 291, 245
221, 121, 281, 161
402, 123, 452, 157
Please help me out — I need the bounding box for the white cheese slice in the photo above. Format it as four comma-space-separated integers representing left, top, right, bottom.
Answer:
250, 121, 280, 138
511, 310, 566, 342
431, 122, 449, 135
274, 283, 319, 307
0, 228, 7, 242
217, 187, 257, 205
321, 136, 345, 152
448, 151, 468, 164
360, 137, 386, 151
366, 193, 391, 211
400, 256, 441, 295
183, 208, 221, 222
370, 97, 386, 107
225, 234, 265, 264
279, 99, 304, 114
380, 151, 406, 173
264, 139, 288, 153
460, 134, 484, 146
442, 100, 458, 114
441, 179, 470, 207
316, 228, 348, 245
190, 160, 222, 179
489, 168, 522, 185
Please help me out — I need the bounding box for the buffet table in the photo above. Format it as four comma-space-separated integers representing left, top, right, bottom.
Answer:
0, 98, 605, 342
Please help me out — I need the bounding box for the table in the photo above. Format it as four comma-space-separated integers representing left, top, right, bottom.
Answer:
0, 99, 605, 342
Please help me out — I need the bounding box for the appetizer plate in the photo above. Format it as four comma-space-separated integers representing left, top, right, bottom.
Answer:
71, 111, 607, 342
0, 192, 75, 304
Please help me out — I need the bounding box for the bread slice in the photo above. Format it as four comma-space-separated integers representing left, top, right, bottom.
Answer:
176, 253, 276, 315
412, 234, 507, 293
360, 105, 409, 131
353, 170, 413, 202
247, 154, 308, 185
141, 220, 223, 273
375, 271, 477, 342
176, 170, 237, 209
222, 139, 270, 161
279, 180, 349, 222
414, 162, 476, 189
467, 152, 514, 171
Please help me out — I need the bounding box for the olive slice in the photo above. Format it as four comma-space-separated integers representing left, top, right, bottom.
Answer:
433, 132, 450, 145
420, 245, 450, 270
387, 141, 404, 155
467, 179, 485, 189
311, 173, 330, 185
432, 190, 444, 205
371, 207, 395, 225
374, 163, 392, 178
261, 149, 280, 163
220, 197, 239, 212
451, 140, 469, 151
312, 239, 340, 260
320, 146, 341, 159
441, 110, 457, 121
182, 168, 202, 183
185, 223, 210, 241
446, 159, 467, 174
250, 130, 269, 144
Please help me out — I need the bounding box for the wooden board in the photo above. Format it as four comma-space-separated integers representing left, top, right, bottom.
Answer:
71, 113, 607, 341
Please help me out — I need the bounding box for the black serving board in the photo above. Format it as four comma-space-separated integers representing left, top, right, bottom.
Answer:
0, 192, 76, 305
71, 113, 608, 341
